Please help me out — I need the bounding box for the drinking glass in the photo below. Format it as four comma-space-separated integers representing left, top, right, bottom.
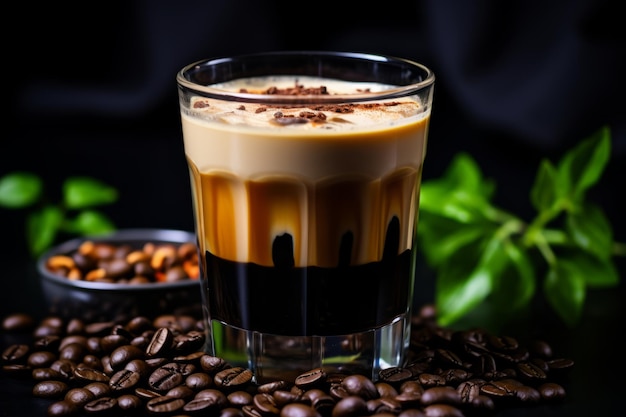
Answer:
177, 51, 434, 382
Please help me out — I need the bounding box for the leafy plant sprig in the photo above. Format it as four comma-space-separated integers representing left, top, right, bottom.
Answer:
0, 173, 119, 257
417, 126, 625, 328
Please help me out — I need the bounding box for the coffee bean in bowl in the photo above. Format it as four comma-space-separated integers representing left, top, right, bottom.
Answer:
37, 229, 202, 322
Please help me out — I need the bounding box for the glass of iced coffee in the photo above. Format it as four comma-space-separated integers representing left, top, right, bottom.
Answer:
176, 51, 434, 383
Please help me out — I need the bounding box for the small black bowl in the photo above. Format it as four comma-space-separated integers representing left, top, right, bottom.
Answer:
37, 228, 203, 322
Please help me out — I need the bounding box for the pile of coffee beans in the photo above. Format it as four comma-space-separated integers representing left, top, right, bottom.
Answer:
1, 306, 573, 417
44, 240, 199, 284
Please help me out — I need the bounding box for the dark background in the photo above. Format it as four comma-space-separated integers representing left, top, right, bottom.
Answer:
1, 1, 625, 416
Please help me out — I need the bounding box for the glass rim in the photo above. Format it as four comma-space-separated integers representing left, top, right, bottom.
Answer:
176, 50, 435, 105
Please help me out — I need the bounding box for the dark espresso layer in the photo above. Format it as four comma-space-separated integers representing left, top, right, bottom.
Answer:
204, 218, 414, 336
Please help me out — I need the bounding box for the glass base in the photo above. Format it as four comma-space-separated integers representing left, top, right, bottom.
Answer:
202, 313, 411, 384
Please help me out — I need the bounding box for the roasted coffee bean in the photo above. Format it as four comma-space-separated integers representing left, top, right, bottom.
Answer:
418, 373, 446, 388
2, 313, 35, 332
173, 330, 205, 353
397, 409, 426, 417
58, 335, 88, 352
74, 366, 110, 384
135, 387, 162, 400
200, 354, 229, 374
59, 342, 86, 363
83, 396, 118, 413
471, 394, 495, 411
173, 350, 205, 364
420, 386, 461, 406
456, 379, 485, 403
186, 371, 212, 390
282, 403, 323, 417
254, 392, 281, 414
117, 393, 143, 411
109, 369, 141, 392
124, 358, 150, 378
367, 397, 402, 414
331, 395, 368, 417
32, 367, 65, 381
379, 367, 412, 384
243, 404, 264, 417
126, 316, 153, 334
517, 361, 547, 381
546, 357, 575, 373
480, 379, 519, 399
85, 321, 116, 337
166, 384, 195, 399
65, 318, 86, 335
295, 368, 327, 390
146, 395, 185, 414
47, 400, 78, 417
515, 384, 541, 403
228, 390, 255, 407
27, 350, 57, 368
109, 344, 145, 370
423, 404, 464, 417
64, 387, 96, 407
33, 380, 69, 399
149, 365, 185, 392
100, 334, 129, 353
81, 354, 103, 370
146, 327, 174, 357
223, 407, 246, 417
258, 379, 291, 394
84, 381, 111, 398
33, 335, 61, 352
438, 368, 471, 385
538, 382, 566, 401
2, 344, 30, 363
375, 382, 399, 398
51, 359, 77, 380
215, 367, 253, 390
341, 374, 378, 400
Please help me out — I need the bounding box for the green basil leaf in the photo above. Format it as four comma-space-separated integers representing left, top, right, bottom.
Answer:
418, 212, 493, 266
63, 177, 118, 209
556, 126, 611, 203
0, 172, 43, 208
489, 241, 536, 312
26, 205, 63, 256
530, 160, 558, 212
543, 260, 587, 327
444, 153, 488, 193
565, 203, 613, 259
64, 210, 117, 235
437, 235, 510, 326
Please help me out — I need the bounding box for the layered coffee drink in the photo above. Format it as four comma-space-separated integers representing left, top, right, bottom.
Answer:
178, 53, 433, 382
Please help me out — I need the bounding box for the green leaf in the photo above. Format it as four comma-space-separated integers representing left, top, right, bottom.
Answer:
0, 172, 43, 208
444, 152, 488, 193
63, 177, 118, 209
26, 205, 64, 257
565, 203, 613, 260
543, 259, 587, 327
490, 241, 537, 312
559, 249, 619, 288
437, 235, 509, 326
417, 212, 492, 266
530, 160, 558, 212
556, 126, 611, 203
64, 210, 117, 235
420, 153, 496, 225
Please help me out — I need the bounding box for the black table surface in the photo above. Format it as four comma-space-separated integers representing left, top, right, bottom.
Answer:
1, 255, 625, 417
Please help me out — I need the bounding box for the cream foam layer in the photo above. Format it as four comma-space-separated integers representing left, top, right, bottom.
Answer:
181, 76, 430, 179
181, 76, 430, 266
